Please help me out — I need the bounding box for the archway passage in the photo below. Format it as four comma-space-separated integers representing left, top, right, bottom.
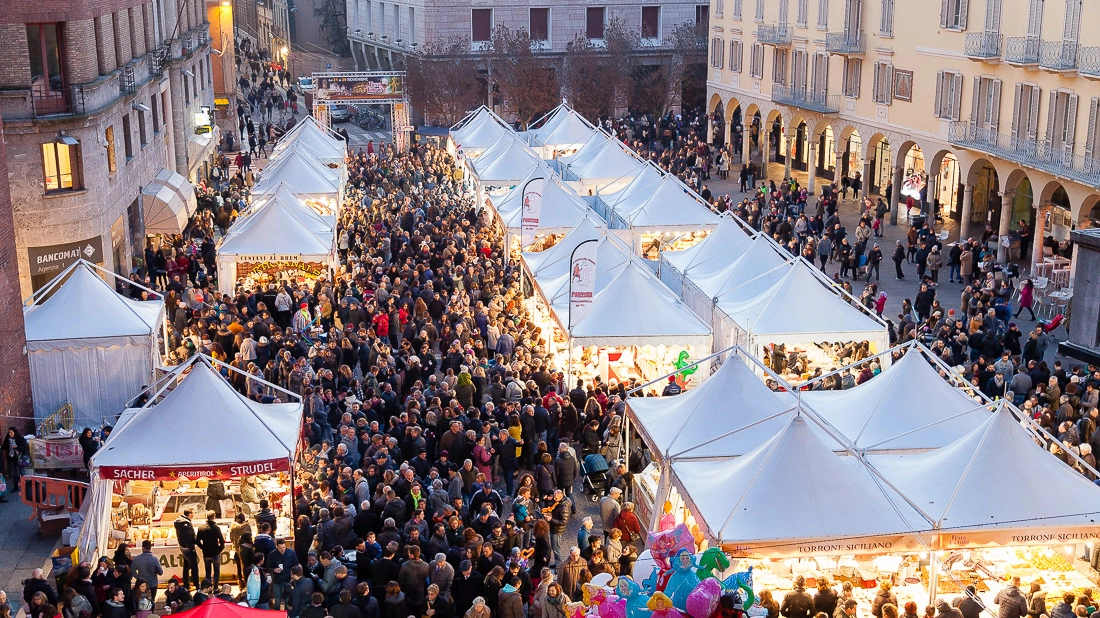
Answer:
969, 160, 1000, 238
814, 124, 837, 183
766, 111, 786, 165
710, 94, 725, 146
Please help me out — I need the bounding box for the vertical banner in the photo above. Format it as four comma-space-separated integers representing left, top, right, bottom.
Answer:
568, 239, 599, 329
520, 178, 546, 248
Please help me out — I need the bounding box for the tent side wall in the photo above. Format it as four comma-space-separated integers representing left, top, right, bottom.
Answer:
29, 337, 155, 428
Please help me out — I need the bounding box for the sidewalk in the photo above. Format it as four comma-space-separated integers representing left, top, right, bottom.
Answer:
0, 496, 60, 608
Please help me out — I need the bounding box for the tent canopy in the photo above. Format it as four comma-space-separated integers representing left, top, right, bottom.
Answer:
498, 179, 598, 234
691, 236, 790, 301
92, 359, 302, 478
272, 118, 346, 161
718, 261, 886, 337
24, 261, 162, 348
866, 404, 1100, 534
615, 175, 718, 230
562, 261, 712, 347
536, 233, 636, 312
251, 151, 341, 197
531, 107, 597, 151
173, 599, 283, 618
673, 415, 929, 549
471, 137, 541, 182
521, 217, 605, 275
452, 108, 512, 153
801, 349, 991, 451
568, 138, 644, 182
219, 194, 334, 258
663, 215, 754, 276
627, 354, 799, 461
142, 169, 197, 235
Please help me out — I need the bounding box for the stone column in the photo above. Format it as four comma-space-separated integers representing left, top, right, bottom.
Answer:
1032, 202, 1048, 269
862, 159, 872, 199
998, 191, 1015, 264
741, 127, 751, 165
167, 64, 189, 175
783, 133, 793, 180
131, 7, 147, 59
959, 184, 975, 243
95, 14, 118, 76
115, 10, 134, 67
889, 164, 904, 226
62, 19, 98, 84
706, 114, 714, 144
807, 138, 817, 194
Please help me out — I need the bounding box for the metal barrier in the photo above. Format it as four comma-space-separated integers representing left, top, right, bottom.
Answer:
20, 475, 89, 522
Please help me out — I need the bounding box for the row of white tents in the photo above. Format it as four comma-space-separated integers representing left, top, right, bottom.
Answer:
450, 105, 888, 371
628, 344, 1100, 556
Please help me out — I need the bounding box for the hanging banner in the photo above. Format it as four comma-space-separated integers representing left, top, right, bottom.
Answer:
568, 239, 599, 329
97, 457, 290, 481
520, 178, 546, 248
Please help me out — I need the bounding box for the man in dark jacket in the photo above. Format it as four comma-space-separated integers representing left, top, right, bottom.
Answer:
196, 513, 226, 589
398, 546, 431, 617
268, 537, 300, 610
71, 567, 100, 618
450, 561, 482, 617
992, 578, 1028, 618
22, 568, 58, 608
554, 444, 579, 498
288, 566, 315, 618
548, 489, 571, 566
174, 508, 201, 589
893, 240, 906, 279
780, 576, 815, 618
353, 583, 381, 618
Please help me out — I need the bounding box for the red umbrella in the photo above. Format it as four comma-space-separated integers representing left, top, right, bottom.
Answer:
172, 599, 287, 618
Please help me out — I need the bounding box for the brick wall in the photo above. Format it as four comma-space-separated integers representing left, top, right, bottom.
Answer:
0, 23, 31, 87
0, 118, 35, 433
0, 0, 148, 25
114, 9, 134, 66
96, 14, 119, 76
64, 19, 100, 84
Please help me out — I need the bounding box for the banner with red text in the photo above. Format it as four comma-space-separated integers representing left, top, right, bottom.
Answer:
97, 457, 290, 481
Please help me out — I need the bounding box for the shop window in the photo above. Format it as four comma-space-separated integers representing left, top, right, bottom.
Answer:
42, 138, 82, 192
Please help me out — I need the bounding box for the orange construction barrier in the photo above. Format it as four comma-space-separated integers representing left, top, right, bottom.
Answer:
20, 475, 89, 523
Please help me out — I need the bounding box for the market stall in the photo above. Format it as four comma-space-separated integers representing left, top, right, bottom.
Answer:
78, 356, 302, 576
679, 236, 790, 326
712, 260, 890, 377
250, 148, 343, 202
607, 173, 718, 259
215, 189, 338, 294
526, 105, 599, 159
469, 135, 542, 184
592, 162, 665, 223
449, 107, 513, 159
270, 117, 348, 166
493, 176, 602, 253
659, 214, 754, 295
24, 260, 165, 429
563, 134, 646, 195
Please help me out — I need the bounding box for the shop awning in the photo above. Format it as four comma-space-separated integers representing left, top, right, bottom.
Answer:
141, 169, 197, 234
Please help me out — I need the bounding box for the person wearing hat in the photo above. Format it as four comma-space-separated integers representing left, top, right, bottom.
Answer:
662, 375, 682, 396
293, 302, 312, 333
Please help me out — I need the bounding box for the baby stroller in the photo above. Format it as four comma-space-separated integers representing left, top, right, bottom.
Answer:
581, 454, 610, 501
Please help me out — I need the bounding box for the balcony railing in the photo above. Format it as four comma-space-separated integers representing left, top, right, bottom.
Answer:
964, 31, 1002, 59
772, 85, 840, 114
151, 44, 169, 75
825, 32, 865, 54
120, 65, 136, 96
30, 86, 86, 117
1005, 36, 1039, 64
181, 34, 193, 55
949, 121, 1100, 189
757, 24, 792, 45
1039, 40, 1078, 70
1081, 46, 1100, 78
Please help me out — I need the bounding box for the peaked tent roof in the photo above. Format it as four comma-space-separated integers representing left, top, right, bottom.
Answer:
718, 260, 885, 337
91, 360, 302, 471
627, 354, 798, 461
663, 215, 754, 275
616, 175, 718, 228
866, 405, 1100, 532
557, 130, 610, 166
488, 164, 562, 214
452, 108, 512, 152
522, 217, 605, 275
691, 236, 789, 300
499, 180, 599, 233
531, 107, 597, 148
241, 184, 336, 238
537, 234, 636, 312
565, 261, 711, 346
272, 118, 346, 160
252, 150, 341, 196
24, 261, 163, 345
568, 138, 644, 181
673, 415, 929, 547
263, 148, 341, 181
801, 349, 991, 451
471, 137, 541, 182
219, 196, 334, 257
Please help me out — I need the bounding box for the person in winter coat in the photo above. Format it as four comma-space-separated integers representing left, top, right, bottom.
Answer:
554, 445, 578, 497
781, 576, 816, 618
927, 247, 943, 283
382, 582, 409, 618
936, 599, 964, 618
815, 579, 839, 617
1015, 280, 1036, 320
872, 582, 898, 618
497, 579, 524, 618
1025, 583, 1046, 618
288, 566, 316, 618
1049, 593, 1076, 618
893, 241, 906, 279
959, 585, 987, 618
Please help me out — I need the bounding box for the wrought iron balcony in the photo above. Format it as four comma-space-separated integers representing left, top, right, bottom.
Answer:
120, 66, 136, 96
1005, 36, 1039, 65
948, 121, 1100, 189
151, 44, 169, 75
757, 24, 792, 45
181, 34, 193, 55
1039, 40, 1078, 71
1081, 46, 1100, 78
825, 32, 865, 54
772, 85, 840, 114
30, 85, 86, 117
964, 31, 1002, 59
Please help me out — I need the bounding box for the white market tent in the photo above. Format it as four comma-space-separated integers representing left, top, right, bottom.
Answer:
216, 190, 337, 294
560, 260, 712, 349
865, 403, 1100, 540
528, 105, 599, 159
450, 107, 513, 157
713, 259, 889, 357
470, 135, 542, 184
626, 353, 801, 464
565, 135, 646, 194
271, 117, 347, 164
530, 230, 636, 316
24, 261, 164, 428
608, 174, 719, 256
801, 348, 991, 452
681, 236, 791, 325
594, 162, 665, 222
659, 214, 754, 294
521, 216, 606, 275
141, 168, 197, 235
271, 140, 349, 187
79, 356, 303, 559
672, 414, 932, 556
496, 178, 603, 250
251, 148, 342, 201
